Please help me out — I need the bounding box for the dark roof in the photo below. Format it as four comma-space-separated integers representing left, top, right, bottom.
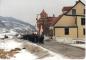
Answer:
62, 6, 72, 12
47, 17, 57, 26
37, 16, 61, 26
47, 14, 64, 26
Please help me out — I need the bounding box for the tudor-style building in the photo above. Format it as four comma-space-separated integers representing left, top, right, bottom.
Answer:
54, 0, 85, 39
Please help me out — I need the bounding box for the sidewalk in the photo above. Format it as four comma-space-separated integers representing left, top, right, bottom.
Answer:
68, 44, 85, 49
55, 37, 85, 49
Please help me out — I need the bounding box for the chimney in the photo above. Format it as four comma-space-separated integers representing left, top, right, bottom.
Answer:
53, 14, 55, 17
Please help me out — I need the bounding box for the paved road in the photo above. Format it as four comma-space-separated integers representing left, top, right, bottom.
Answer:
39, 40, 85, 59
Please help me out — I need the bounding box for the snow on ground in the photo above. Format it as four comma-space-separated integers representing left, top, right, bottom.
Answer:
0, 38, 84, 60
9, 49, 37, 60
37, 51, 68, 60
0, 39, 38, 60
0, 39, 23, 51
69, 44, 85, 49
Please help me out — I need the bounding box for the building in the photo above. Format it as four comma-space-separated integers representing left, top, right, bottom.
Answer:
36, 9, 58, 36
36, 0, 85, 40
54, 0, 85, 39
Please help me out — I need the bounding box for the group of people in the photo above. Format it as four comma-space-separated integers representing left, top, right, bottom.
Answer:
21, 33, 44, 44
32, 33, 44, 44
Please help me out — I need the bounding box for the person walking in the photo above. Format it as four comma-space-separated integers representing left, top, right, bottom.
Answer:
39, 34, 44, 44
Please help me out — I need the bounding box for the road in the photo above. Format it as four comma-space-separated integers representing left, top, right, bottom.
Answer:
39, 40, 85, 59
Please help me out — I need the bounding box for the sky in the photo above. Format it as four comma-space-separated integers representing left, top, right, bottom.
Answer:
0, 0, 85, 25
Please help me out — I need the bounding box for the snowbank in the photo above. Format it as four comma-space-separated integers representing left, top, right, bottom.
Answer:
10, 49, 37, 60
0, 39, 23, 51
69, 44, 85, 49
0, 39, 37, 60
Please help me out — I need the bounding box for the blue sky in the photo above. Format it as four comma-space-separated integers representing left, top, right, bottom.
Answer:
0, 0, 85, 25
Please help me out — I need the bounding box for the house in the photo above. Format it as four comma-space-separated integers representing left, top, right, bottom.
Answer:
54, 0, 85, 39
36, 10, 58, 36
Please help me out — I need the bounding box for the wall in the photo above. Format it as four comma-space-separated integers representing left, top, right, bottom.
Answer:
55, 28, 77, 38
77, 16, 85, 38
55, 15, 76, 26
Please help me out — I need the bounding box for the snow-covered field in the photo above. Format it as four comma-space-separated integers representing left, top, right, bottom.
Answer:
0, 39, 22, 51
0, 38, 85, 60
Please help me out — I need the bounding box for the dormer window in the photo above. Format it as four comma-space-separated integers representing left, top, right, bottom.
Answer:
72, 9, 76, 15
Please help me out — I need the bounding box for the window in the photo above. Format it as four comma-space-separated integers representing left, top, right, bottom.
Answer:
83, 28, 85, 35
72, 9, 76, 15
81, 18, 85, 25
65, 28, 69, 35
84, 9, 85, 14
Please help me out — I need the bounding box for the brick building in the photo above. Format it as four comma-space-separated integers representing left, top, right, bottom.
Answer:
36, 10, 58, 36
